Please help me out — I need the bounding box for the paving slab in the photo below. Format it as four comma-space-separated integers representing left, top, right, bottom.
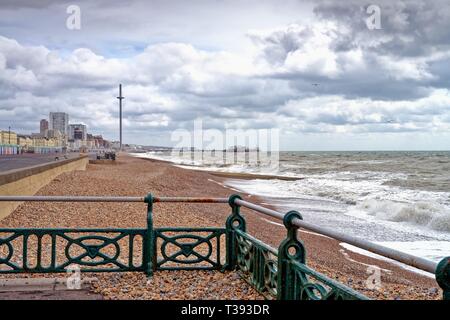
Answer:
0, 277, 103, 300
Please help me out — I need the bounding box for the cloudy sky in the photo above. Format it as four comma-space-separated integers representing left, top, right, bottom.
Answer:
0, 0, 449, 150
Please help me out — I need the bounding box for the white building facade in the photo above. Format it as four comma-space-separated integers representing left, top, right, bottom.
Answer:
49, 112, 69, 138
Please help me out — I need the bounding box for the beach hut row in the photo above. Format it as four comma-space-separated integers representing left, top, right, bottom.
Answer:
31, 146, 63, 154
0, 144, 64, 155
0, 144, 19, 155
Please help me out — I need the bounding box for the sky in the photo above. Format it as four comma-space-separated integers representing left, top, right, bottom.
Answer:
0, 0, 450, 150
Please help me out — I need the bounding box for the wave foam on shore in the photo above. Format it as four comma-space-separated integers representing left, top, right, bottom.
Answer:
131, 151, 450, 261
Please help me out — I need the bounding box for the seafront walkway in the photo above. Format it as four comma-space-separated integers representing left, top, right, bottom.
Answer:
0, 155, 446, 300
0, 153, 79, 172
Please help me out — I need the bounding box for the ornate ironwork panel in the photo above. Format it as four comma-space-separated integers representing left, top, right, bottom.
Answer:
231, 209, 369, 300
288, 260, 368, 300
154, 227, 226, 270
235, 229, 278, 298
0, 228, 147, 273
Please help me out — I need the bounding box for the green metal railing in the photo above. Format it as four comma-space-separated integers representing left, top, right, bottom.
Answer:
0, 194, 448, 300
0, 228, 147, 273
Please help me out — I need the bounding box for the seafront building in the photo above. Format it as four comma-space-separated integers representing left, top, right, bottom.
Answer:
30, 134, 63, 154
0, 129, 63, 155
68, 124, 87, 141
17, 135, 32, 152
1, 112, 112, 155
0, 130, 17, 145
89, 134, 111, 149
46, 129, 63, 141
68, 123, 87, 151
49, 112, 69, 138
0, 130, 19, 155
40, 119, 49, 135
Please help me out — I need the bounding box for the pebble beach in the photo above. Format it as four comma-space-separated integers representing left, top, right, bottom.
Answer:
0, 154, 442, 300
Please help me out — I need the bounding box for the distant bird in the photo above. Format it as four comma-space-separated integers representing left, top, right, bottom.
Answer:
386, 119, 395, 123
312, 83, 320, 87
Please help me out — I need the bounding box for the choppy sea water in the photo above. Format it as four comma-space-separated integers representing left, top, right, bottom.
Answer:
132, 151, 450, 263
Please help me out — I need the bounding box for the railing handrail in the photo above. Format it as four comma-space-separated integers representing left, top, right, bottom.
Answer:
0, 195, 440, 274
233, 198, 439, 274
0, 196, 228, 203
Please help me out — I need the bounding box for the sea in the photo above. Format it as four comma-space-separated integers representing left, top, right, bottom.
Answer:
132, 150, 450, 269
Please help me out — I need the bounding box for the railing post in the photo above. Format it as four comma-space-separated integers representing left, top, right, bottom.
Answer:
225, 194, 246, 271
143, 193, 155, 277
277, 210, 305, 300
436, 256, 450, 300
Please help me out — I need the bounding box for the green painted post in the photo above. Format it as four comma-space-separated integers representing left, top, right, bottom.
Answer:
277, 210, 305, 300
143, 193, 155, 276
435, 257, 450, 300
225, 194, 246, 271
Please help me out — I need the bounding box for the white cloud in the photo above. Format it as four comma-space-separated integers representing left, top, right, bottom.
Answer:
0, 1, 450, 150
278, 89, 450, 133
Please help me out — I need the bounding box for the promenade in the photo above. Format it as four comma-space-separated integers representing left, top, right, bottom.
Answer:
0, 153, 79, 172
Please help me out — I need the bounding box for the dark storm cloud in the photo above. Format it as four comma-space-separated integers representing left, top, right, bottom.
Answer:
314, 0, 450, 56
247, 0, 450, 103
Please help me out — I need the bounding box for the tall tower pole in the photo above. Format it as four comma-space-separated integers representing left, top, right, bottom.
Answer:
117, 84, 124, 151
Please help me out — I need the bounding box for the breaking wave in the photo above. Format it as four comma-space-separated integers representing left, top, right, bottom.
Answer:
356, 200, 450, 232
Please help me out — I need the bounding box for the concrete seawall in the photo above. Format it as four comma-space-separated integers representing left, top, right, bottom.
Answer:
0, 155, 89, 220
